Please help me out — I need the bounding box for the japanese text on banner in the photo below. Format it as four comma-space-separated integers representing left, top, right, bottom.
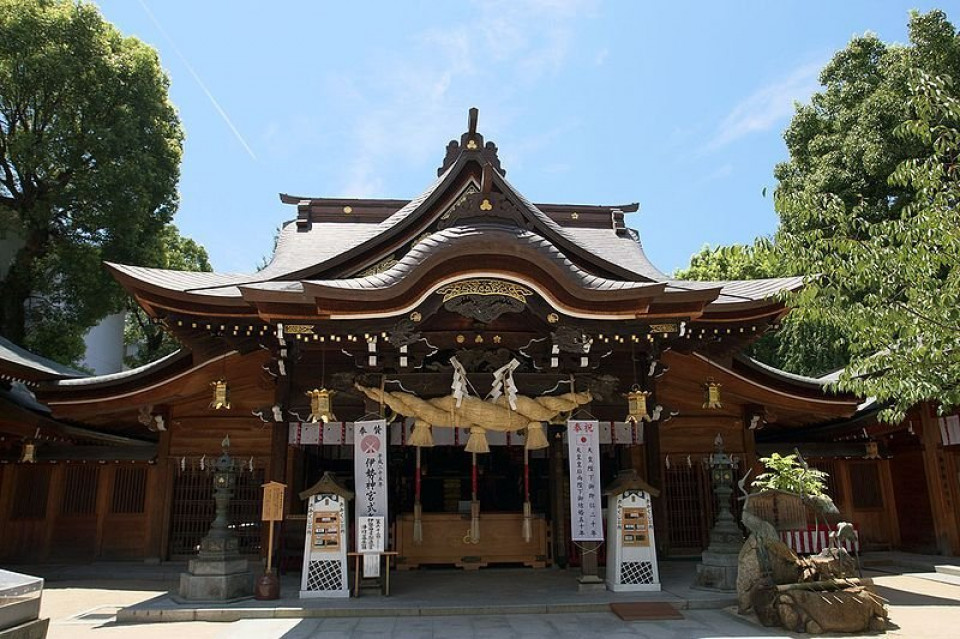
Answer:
567, 419, 604, 542
354, 419, 388, 519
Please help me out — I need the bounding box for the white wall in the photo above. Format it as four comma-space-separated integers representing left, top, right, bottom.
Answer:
80, 312, 125, 374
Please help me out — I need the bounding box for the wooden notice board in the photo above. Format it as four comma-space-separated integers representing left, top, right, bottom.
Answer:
622, 507, 650, 547
261, 481, 286, 522
311, 511, 342, 552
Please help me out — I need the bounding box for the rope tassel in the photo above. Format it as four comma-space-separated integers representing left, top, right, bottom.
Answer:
409, 419, 434, 447
525, 421, 549, 450
465, 426, 490, 454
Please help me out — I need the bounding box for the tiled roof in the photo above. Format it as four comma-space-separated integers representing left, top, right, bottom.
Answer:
104, 124, 804, 312
274, 225, 667, 294
0, 336, 83, 381
51, 349, 189, 388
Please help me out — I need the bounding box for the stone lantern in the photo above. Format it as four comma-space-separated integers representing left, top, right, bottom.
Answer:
179, 436, 254, 601
694, 433, 743, 591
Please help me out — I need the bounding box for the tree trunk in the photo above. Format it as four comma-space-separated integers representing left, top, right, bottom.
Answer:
0, 225, 49, 345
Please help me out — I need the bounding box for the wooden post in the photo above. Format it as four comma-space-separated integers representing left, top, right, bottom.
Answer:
256, 481, 285, 600
266, 521, 275, 572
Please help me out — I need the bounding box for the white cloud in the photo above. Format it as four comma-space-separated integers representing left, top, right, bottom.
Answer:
595, 47, 610, 66
324, 0, 600, 196
706, 61, 823, 151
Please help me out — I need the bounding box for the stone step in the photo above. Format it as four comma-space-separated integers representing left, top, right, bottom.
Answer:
913, 571, 960, 588
935, 564, 960, 577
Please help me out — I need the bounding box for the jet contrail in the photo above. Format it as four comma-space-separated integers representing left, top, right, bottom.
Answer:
137, 0, 257, 160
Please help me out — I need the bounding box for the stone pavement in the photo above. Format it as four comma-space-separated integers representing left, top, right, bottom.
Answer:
23, 552, 960, 638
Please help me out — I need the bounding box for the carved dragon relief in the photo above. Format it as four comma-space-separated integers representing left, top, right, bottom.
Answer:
435, 279, 532, 323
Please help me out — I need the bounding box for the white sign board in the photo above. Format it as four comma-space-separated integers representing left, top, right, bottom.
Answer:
358, 515, 386, 578
606, 490, 660, 591
567, 419, 604, 542
299, 493, 349, 598
358, 516, 386, 553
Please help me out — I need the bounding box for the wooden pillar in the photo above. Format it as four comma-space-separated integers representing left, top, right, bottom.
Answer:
879, 459, 901, 549
549, 433, 568, 568
148, 425, 174, 561
94, 464, 113, 558
644, 422, 662, 491
43, 464, 63, 562
0, 464, 13, 558
919, 404, 960, 555
644, 421, 665, 554
269, 422, 288, 484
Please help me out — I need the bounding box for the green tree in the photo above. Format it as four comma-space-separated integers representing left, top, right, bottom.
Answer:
0, 0, 183, 365
124, 224, 211, 368
675, 238, 779, 281
675, 239, 849, 377
751, 453, 829, 497
776, 10, 960, 419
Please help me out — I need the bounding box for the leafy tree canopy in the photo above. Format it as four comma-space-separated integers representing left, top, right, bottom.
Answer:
674, 239, 849, 377
124, 224, 211, 368
0, 0, 184, 365
775, 10, 960, 420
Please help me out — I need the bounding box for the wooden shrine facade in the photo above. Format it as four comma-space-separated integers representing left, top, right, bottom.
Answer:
0, 110, 880, 564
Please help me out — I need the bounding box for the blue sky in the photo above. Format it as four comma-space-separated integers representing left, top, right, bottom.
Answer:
94, 0, 954, 275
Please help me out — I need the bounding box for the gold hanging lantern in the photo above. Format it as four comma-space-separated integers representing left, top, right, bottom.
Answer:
19, 440, 37, 464
306, 388, 336, 423
210, 379, 231, 410
625, 386, 652, 424
703, 380, 722, 409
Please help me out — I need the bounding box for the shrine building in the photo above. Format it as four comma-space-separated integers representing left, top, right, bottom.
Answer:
5, 109, 914, 571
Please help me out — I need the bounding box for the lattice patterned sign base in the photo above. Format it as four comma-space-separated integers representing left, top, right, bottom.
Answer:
620, 561, 655, 585
304, 560, 343, 593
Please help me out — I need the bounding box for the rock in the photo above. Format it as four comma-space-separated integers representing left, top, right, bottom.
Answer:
775, 587, 887, 634
801, 547, 857, 581
737, 532, 886, 633
737, 534, 802, 614
750, 581, 780, 627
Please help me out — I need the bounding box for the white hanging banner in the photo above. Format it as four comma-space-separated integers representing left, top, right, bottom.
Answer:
354, 419, 388, 519
567, 419, 604, 541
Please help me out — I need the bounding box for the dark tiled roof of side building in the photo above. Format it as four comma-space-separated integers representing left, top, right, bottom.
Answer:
0, 336, 84, 382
